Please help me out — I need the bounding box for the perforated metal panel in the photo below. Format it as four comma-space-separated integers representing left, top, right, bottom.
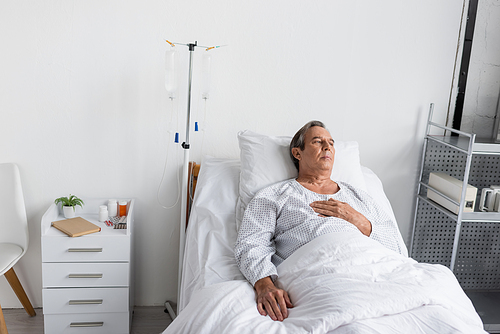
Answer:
411, 200, 455, 266
412, 136, 500, 290
469, 155, 500, 190
421, 141, 467, 185
455, 222, 500, 289
421, 142, 500, 207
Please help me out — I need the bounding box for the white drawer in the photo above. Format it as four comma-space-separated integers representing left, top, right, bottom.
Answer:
43, 287, 129, 315
43, 263, 129, 288
44, 312, 130, 334
42, 235, 130, 262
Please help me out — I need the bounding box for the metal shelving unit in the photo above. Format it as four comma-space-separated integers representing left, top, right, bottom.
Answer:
410, 104, 500, 333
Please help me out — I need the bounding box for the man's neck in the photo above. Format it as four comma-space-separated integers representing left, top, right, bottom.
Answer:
296, 172, 339, 194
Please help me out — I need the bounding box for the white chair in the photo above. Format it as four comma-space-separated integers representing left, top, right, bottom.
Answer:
0, 163, 35, 334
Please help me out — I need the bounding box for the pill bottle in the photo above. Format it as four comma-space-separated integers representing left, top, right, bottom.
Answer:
119, 201, 127, 216
99, 206, 108, 222
107, 199, 118, 217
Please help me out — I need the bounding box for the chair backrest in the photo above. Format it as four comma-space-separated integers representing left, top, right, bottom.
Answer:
0, 163, 28, 251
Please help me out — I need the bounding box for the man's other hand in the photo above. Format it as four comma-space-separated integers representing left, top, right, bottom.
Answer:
310, 198, 372, 236
253, 276, 293, 321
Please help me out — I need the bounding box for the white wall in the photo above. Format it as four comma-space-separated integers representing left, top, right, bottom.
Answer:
0, 0, 465, 307
461, 0, 500, 137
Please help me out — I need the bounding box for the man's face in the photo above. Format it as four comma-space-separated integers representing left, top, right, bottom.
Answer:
293, 126, 335, 173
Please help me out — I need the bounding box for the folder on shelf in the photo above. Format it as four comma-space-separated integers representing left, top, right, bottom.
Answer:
52, 217, 101, 237
427, 172, 477, 214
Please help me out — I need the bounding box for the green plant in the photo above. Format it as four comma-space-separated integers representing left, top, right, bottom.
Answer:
54, 194, 84, 211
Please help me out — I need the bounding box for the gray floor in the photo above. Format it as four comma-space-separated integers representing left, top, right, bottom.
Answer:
1, 306, 172, 334
466, 291, 500, 334
5, 303, 496, 333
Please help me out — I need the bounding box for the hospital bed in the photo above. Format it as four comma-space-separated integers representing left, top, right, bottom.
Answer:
162, 130, 487, 334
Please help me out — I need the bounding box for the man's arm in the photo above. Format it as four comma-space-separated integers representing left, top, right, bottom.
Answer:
235, 194, 294, 321
254, 276, 293, 322
234, 195, 279, 285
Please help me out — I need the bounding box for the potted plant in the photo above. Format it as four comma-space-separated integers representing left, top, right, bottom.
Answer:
55, 194, 84, 218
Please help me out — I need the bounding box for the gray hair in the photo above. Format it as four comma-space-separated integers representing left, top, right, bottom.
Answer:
289, 120, 326, 171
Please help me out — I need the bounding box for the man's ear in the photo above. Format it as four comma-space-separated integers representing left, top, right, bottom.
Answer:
292, 147, 301, 160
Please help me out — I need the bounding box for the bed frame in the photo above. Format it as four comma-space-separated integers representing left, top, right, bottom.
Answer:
186, 162, 201, 227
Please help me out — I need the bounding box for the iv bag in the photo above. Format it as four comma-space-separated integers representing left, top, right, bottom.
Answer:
201, 51, 211, 99
165, 48, 177, 98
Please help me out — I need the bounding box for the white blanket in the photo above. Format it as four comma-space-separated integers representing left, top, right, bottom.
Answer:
164, 232, 486, 334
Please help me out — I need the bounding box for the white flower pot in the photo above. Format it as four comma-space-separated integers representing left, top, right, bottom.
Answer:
63, 206, 76, 218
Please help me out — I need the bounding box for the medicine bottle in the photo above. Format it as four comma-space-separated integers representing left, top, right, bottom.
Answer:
99, 206, 108, 222
119, 201, 127, 216
107, 199, 118, 217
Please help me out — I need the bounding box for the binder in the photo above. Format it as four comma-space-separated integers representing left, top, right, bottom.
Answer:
51, 217, 101, 237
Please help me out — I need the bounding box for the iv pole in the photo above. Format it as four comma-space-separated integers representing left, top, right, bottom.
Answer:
163, 41, 196, 321
164, 40, 220, 320
178, 41, 195, 313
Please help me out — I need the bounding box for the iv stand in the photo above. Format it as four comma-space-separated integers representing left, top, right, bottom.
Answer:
178, 41, 195, 308
165, 41, 197, 321
164, 39, 222, 320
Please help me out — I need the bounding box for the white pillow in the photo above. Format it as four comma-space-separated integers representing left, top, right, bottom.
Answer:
236, 130, 367, 229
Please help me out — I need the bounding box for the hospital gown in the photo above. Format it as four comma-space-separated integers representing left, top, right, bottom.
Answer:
234, 179, 405, 285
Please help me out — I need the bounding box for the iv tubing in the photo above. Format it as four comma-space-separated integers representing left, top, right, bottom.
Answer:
157, 99, 181, 210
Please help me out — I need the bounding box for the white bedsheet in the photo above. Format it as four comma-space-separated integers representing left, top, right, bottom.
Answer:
177, 158, 244, 312
165, 157, 485, 333
165, 231, 485, 333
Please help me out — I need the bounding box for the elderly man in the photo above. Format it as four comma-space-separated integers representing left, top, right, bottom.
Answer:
234, 121, 405, 322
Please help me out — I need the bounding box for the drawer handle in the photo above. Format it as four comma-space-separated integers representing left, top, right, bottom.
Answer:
68, 274, 103, 279
70, 322, 104, 327
69, 299, 103, 305
68, 248, 103, 253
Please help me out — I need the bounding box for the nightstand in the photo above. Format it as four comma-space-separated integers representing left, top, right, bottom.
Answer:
41, 199, 134, 334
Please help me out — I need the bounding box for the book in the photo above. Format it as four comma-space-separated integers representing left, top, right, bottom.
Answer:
52, 217, 101, 237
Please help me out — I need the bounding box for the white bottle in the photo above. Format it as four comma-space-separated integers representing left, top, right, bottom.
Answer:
107, 199, 118, 217
99, 205, 108, 222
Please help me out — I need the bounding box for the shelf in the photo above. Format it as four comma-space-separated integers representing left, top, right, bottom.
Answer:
474, 137, 500, 154
42, 199, 134, 237
462, 211, 500, 223
44, 214, 129, 237
413, 108, 500, 331
428, 135, 500, 155
418, 194, 458, 220
419, 195, 500, 223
